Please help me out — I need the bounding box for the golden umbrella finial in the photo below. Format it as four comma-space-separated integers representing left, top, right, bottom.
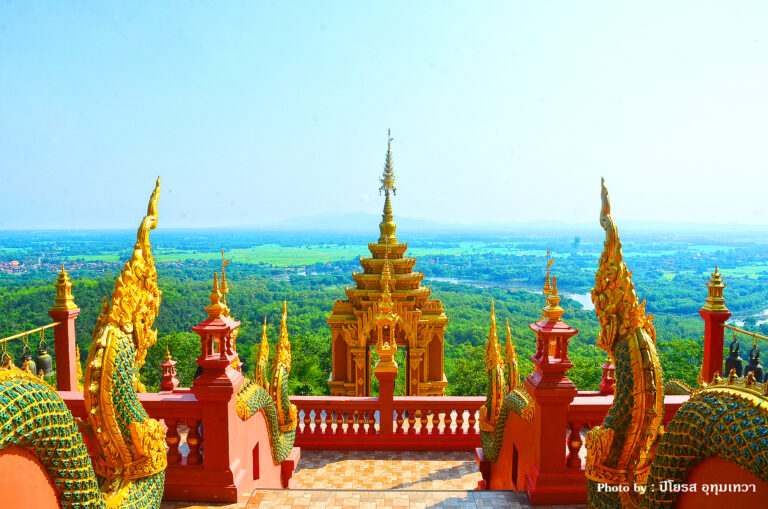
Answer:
543, 249, 554, 297
378, 129, 398, 243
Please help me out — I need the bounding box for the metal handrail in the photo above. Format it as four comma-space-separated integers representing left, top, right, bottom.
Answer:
0, 322, 60, 344
723, 324, 768, 343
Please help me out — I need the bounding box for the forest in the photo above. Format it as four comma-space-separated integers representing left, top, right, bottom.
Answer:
1, 228, 767, 396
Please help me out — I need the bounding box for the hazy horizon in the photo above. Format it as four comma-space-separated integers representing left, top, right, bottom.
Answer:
2, 2, 768, 230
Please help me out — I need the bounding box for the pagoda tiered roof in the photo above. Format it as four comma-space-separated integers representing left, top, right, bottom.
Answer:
328, 132, 447, 327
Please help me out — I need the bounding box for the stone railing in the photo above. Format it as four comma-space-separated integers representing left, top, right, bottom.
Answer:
292, 395, 485, 450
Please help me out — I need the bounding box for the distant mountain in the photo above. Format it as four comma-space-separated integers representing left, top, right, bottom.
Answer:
251, 212, 768, 238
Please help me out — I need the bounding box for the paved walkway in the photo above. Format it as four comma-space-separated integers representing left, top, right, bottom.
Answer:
293, 450, 483, 490
160, 489, 586, 508
158, 450, 587, 508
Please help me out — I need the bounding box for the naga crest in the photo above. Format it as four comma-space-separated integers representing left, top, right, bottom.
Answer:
591, 177, 656, 355
85, 178, 167, 483
94, 177, 162, 374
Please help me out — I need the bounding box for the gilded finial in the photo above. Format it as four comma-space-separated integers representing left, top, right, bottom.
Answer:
52, 263, 78, 311
702, 266, 728, 312
543, 274, 565, 322
543, 249, 553, 297
220, 249, 230, 305
378, 129, 398, 243
505, 317, 519, 392
271, 301, 292, 380
253, 316, 271, 389
380, 129, 396, 196
205, 272, 226, 318
485, 301, 503, 372
165, 345, 172, 363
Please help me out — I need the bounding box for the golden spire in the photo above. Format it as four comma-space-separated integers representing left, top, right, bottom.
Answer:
542, 274, 566, 322
205, 272, 227, 319
52, 263, 78, 311
164, 345, 172, 363
485, 300, 503, 371
253, 316, 271, 388
505, 317, 519, 391
260, 316, 269, 356
702, 265, 728, 312
378, 129, 398, 244
272, 300, 292, 374
543, 249, 553, 297
220, 249, 230, 307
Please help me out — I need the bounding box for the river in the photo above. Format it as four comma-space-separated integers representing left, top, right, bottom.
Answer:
424, 276, 595, 311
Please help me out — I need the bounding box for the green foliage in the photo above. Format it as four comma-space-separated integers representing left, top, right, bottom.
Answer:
7, 229, 768, 397
657, 336, 703, 387
140, 332, 200, 392
446, 344, 487, 396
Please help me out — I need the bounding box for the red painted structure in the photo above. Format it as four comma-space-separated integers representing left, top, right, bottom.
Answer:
699, 307, 731, 383
36, 269, 744, 505
0, 446, 59, 509
52, 289, 301, 503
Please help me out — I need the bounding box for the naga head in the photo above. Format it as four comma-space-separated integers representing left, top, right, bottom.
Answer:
591, 178, 655, 355
96, 177, 162, 372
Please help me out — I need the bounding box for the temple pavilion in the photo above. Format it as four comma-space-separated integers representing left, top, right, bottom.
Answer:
327, 131, 449, 396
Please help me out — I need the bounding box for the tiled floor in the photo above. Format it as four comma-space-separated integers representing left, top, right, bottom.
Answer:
160, 489, 586, 508
158, 450, 587, 508
293, 450, 483, 490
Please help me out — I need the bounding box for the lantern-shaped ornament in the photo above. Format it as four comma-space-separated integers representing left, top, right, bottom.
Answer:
724, 334, 743, 377
35, 331, 53, 377
744, 344, 764, 383
19, 343, 36, 375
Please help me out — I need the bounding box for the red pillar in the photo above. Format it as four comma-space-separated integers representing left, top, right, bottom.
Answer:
699, 267, 730, 383
699, 310, 730, 382
374, 322, 398, 438
521, 283, 584, 504
376, 368, 396, 437
48, 266, 79, 391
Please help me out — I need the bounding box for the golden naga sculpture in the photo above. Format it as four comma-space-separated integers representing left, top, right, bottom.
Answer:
585, 178, 664, 507
270, 301, 298, 433
585, 178, 768, 508
479, 301, 505, 432
84, 177, 168, 492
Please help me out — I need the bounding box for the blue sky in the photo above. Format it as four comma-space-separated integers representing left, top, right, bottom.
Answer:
1, 2, 767, 230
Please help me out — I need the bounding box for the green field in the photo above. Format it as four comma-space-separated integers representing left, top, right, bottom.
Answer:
65, 242, 556, 267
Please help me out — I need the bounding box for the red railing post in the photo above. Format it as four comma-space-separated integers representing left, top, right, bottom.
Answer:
48, 266, 79, 391
699, 267, 730, 383
376, 366, 396, 437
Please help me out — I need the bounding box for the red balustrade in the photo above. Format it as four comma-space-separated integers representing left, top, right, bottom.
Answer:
563, 393, 690, 471
292, 395, 485, 450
